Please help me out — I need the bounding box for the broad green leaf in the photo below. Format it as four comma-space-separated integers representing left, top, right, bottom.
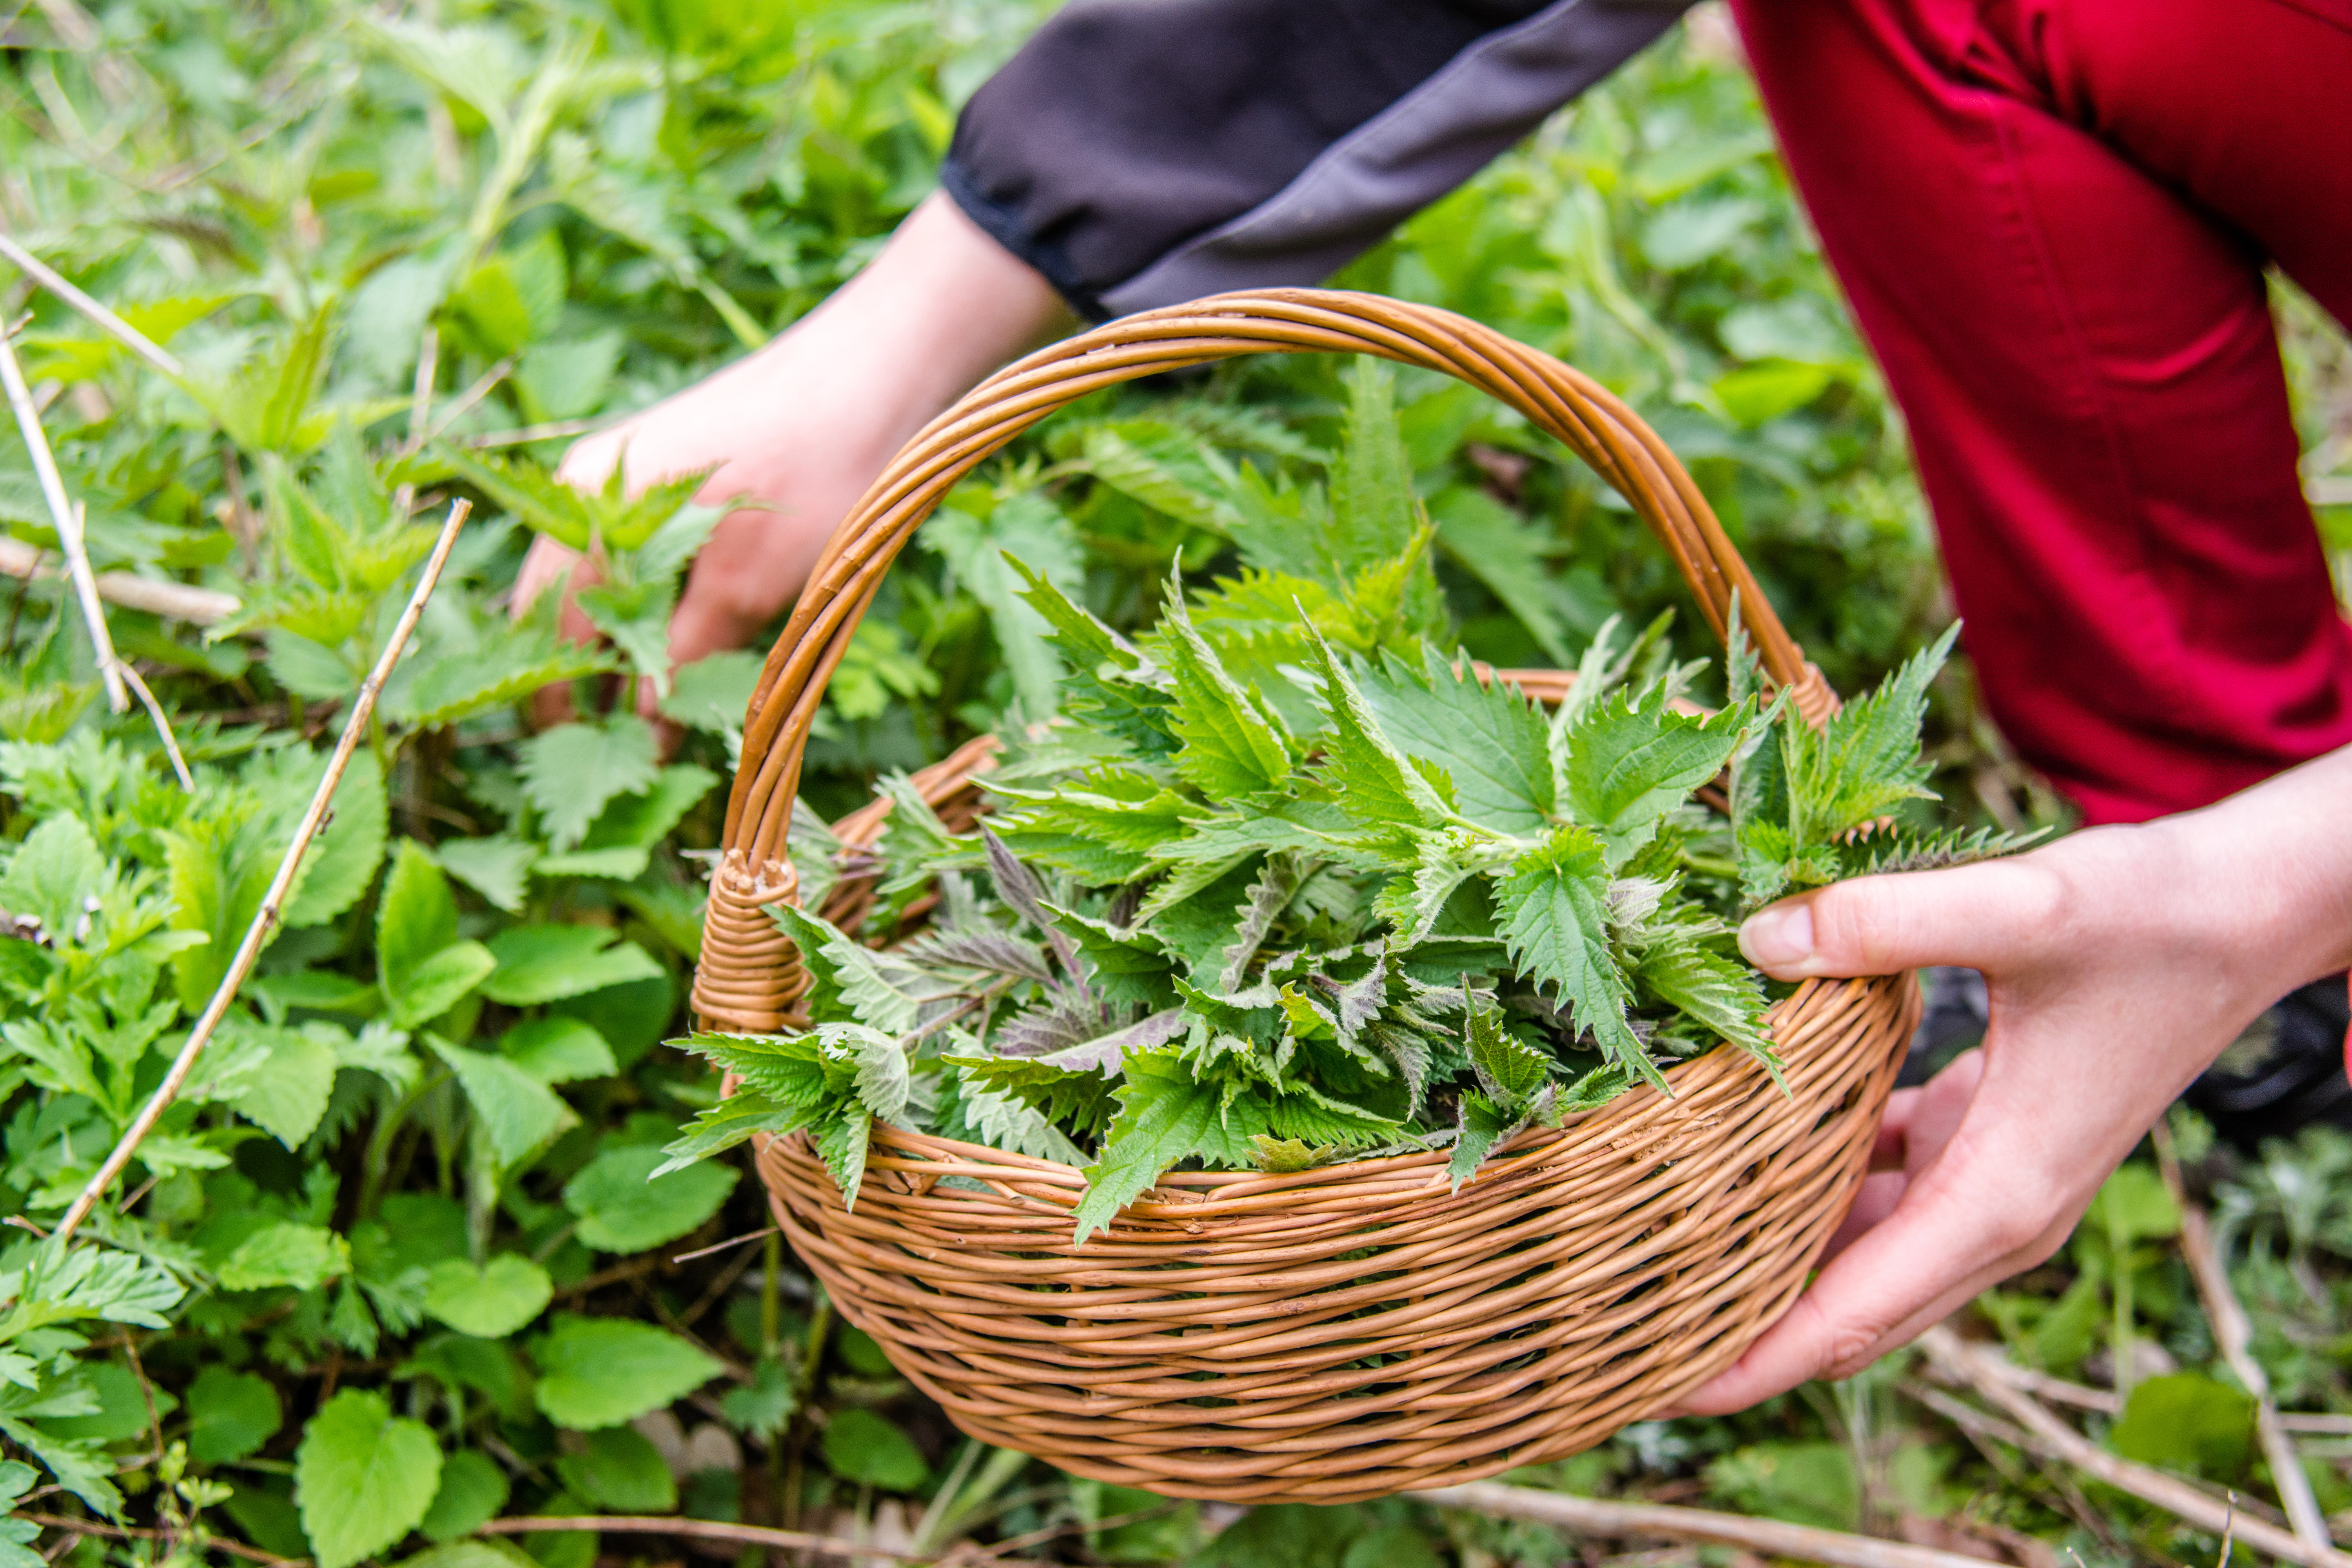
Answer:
2107, 1373, 2252, 1478
499, 1017, 616, 1084
431, 836, 537, 914
517, 716, 661, 852
821, 1408, 926, 1492
294, 1390, 443, 1568
925, 492, 1084, 720
482, 924, 662, 1006
229, 1024, 341, 1147
417, 1452, 511, 1544
283, 749, 386, 927
378, 843, 496, 1027
1559, 686, 1750, 868
563, 1143, 736, 1252
1495, 826, 1652, 1086
187, 1367, 282, 1465
0, 813, 104, 940
217, 1223, 352, 1292
532, 1315, 721, 1430
1298, 619, 1452, 838
427, 1037, 579, 1163
1359, 646, 1555, 835
422, 1256, 553, 1339
1159, 585, 1293, 800
659, 648, 764, 734
1430, 486, 1576, 666
1073, 1047, 1223, 1245
554, 1425, 676, 1512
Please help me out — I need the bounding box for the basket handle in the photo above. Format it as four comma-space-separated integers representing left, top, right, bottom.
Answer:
692, 288, 1834, 1030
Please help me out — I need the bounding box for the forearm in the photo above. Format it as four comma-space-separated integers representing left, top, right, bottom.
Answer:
2163, 741, 2352, 991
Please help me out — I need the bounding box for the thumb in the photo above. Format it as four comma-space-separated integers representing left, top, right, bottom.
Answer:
1737, 858, 2061, 981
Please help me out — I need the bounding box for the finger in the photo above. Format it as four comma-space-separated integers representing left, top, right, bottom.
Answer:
512, 537, 585, 619
1675, 1102, 2074, 1413
1736, 857, 2066, 981
1818, 1169, 1908, 1262
1867, 1085, 1923, 1171
1901, 1048, 1984, 1179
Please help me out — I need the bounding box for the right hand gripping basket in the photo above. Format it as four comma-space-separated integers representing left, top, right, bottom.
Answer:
691, 291, 1922, 1505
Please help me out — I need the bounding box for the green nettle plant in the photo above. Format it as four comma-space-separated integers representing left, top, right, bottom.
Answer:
668, 371, 2026, 1241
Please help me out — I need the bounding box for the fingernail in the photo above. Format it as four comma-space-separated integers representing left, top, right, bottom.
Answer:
1739, 903, 1815, 971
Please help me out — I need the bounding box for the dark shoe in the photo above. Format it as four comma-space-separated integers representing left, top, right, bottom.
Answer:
2182, 974, 2352, 1151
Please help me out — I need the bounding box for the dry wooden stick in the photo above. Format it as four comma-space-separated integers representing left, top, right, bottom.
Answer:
22, 1514, 300, 1566
1918, 1326, 2352, 1568
2151, 1122, 2334, 1550
50, 498, 472, 1244
0, 231, 184, 377
473, 1514, 1058, 1566
111, 657, 191, 789
1414, 1480, 1995, 1568
0, 321, 125, 710
0, 535, 240, 622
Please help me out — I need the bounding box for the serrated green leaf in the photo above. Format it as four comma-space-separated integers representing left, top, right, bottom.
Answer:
1495, 825, 1653, 1087
554, 1425, 677, 1512
417, 1451, 510, 1544
283, 748, 386, 927
1359, 646, 1555, 835
1560, 685, 1751, 869
517, 717, 661, 853
532, 1314, 721, 1430
1159, 583, 1293, 800
482, 924, 662, 1006
1072, 1047, 1222, 1245
217, 1223, 351, 1291
295, 1390, 443, 1568
187, 1367, 282, 1465
422, 1255, 553, 1338
563, 1143, 735, 1252
228, 1024, 341, 1147
427, 1037, 579, 1164
499, 1017, 616, 1083
429, 835, 537, 913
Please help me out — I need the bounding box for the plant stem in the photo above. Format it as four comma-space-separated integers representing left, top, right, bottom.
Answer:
0, 230, 184, 376
0, 321, 125, 711
2152, 1119, 2333, 1550
51, 498, 473, 1245
472, 1514, 1056, 1566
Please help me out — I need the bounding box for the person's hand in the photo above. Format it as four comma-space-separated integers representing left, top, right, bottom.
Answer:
514, 192, 1075, 729
1677, 744, 2352, 1413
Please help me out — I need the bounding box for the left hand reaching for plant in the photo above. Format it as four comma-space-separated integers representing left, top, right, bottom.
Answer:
1678, 741, 2352, 1414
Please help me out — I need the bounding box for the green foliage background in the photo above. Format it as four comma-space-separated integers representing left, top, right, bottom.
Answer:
0, 0, 2348, 1563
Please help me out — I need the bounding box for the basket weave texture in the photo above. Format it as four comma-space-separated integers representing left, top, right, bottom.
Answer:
692, 291, 1920, 1503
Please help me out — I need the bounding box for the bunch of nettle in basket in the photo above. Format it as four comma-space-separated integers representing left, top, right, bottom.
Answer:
665, 399, 2024, 1242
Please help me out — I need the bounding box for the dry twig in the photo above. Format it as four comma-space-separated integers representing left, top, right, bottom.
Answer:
0, 321, 125, 710
0, 230, 183, 376
1918, 1326, 2352, 1568
50, 498, 472, 1244
23, 1514, 301, 1567
473, 1514, 1057, 1566
2151, 1121, 2334, 1549
1414, 1480, 1996, 1568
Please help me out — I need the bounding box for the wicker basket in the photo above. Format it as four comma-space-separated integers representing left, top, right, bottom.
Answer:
690, 290, 1921, 1504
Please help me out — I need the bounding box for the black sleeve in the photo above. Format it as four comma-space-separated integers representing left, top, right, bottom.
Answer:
940, 0, 1695, 319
